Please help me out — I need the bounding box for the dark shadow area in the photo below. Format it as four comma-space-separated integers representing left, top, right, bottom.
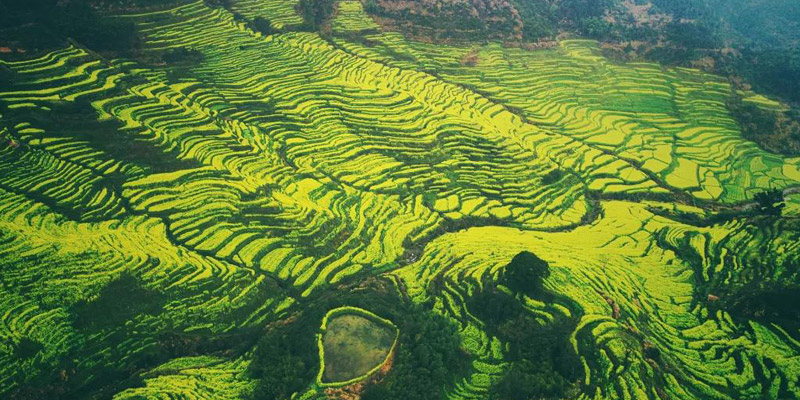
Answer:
71, 273, 167, 330
467, 251, 583, 400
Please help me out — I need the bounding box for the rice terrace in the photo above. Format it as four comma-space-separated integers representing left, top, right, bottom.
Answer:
0, 0, 799, 399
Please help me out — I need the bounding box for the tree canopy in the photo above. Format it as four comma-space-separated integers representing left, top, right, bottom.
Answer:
754, 188, 785, 216
501, 251, 551, 296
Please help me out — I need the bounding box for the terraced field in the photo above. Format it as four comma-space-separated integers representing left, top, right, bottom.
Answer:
1, 1, 799, 399
332, 1, 380, 34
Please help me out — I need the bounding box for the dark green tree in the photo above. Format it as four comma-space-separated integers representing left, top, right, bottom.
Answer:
489, 360, 571, 400
360, 305, 469, 400
753, 188, 785, 216
501, 251, 550, 296
297, 0, 334, 30
364, 0, 379, 14
249, 321, 318, 400
253, 16, 275, 36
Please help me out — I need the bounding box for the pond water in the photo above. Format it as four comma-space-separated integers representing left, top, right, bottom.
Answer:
321, 314, 396, 383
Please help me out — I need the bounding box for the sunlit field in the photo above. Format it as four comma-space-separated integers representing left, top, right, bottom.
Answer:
1, 0, 799, 399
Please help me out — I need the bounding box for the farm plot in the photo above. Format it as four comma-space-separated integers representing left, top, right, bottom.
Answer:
395, 201, 800, 400
228, 0, 304, 30
332, 1, 380, 34
1, 1, 799, 399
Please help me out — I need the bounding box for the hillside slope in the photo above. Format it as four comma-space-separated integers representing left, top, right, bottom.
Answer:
1, 1, 799, 400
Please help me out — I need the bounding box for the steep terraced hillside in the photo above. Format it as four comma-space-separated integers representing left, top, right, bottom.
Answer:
1, 1, 799, 399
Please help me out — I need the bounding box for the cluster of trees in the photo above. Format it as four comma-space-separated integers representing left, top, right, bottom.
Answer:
0, 0, 139, 53
358, 0, 628, 42
469, 251, 582, 400
160, 48, 204, 65
721, 281, 800, 326
541, 168, 565, 185
298, 0, 335, 31
12, 338, 44, 361
362, 0, 521, 41
738, 48, 800, 107
71, 273, 167, 329
500, 250, 551, 295
249, 319, 319, 400
753, 188, 786, 217
252, 17, 276, 36
228, 9, 278, 36
705, 249, 800, 334
510, 0, 556, 40
250, 278, 470, 400
727, 95, 800, 158
360, 304, 470, 400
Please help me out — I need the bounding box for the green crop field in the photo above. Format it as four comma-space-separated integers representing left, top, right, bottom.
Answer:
1, 1, 799, 399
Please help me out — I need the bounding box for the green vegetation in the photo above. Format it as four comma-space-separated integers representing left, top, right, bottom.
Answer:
364, 0, 520, 41
318, 307, 398, 384
466, 251, 581, 400
249, 318, 319, 400
500, 251, 550, 296
360, 303, 470, 400
0, 0, 140, 53
297, 0, 335, 30
754, 188, 786, 216
727, 94, 800, 156
358, 0, 800, 147
252, 17, 276, 36
470, 286, 581, 400
1, 1, 800, 400
160, 47, 205, 65
72, 273, 167, 329
722, 282, 800, 327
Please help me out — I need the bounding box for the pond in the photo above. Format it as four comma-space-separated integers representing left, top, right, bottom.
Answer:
321, 312, 397, 384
